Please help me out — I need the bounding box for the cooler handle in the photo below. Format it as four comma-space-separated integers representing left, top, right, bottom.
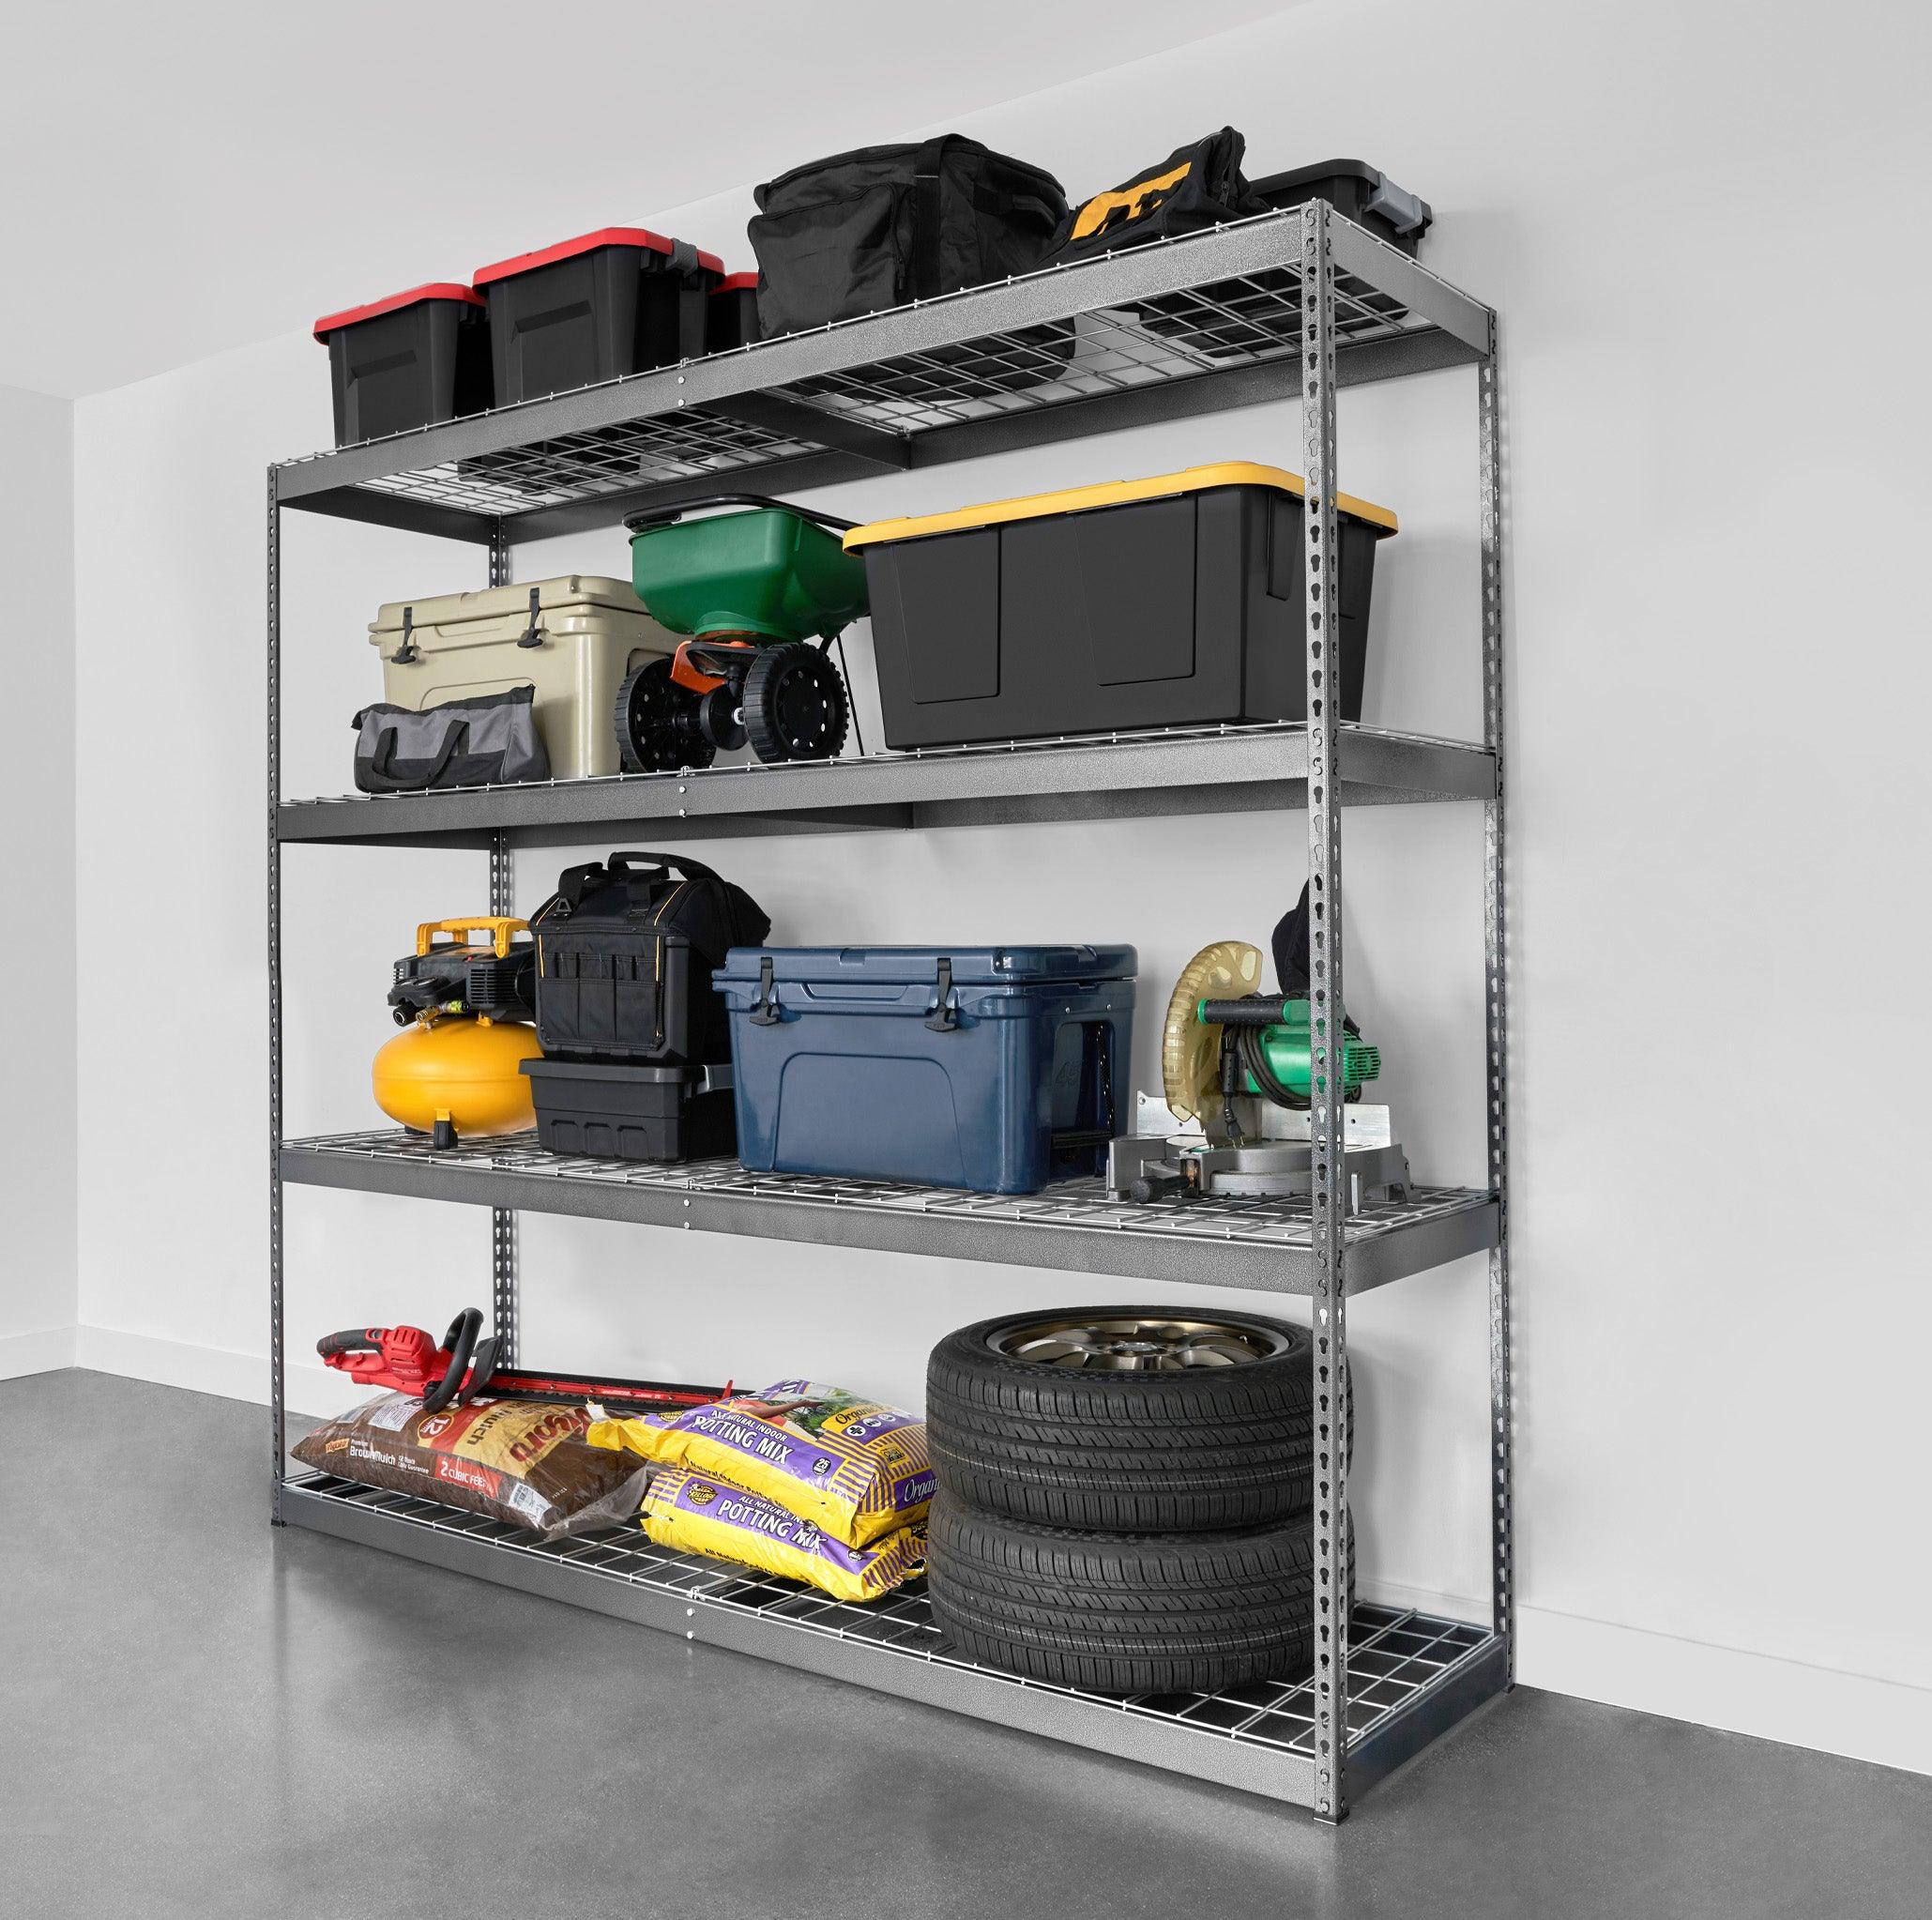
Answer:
622, 494, 857, 537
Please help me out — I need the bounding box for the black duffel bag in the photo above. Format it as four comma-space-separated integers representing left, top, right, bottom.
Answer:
1053, 128, 1294, 358
1051, 127, 1264, 267
749, 135, 1070, 395
351, 686, 550, 793
528, 851, 770, 1067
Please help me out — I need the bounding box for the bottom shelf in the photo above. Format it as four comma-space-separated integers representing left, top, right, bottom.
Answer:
281, 1472, 1505, 1809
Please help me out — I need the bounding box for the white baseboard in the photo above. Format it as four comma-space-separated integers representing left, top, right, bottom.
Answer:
1367, 1573, 1931, 1778
0, 1325, 78, 1379
72, 1325, 345, 1420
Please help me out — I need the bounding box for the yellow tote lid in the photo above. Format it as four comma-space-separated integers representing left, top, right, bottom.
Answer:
843, 462, 1397, 551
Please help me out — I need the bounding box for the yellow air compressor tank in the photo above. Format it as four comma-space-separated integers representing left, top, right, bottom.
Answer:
373, 1015, 541, 1143
375, 915, 542, 1145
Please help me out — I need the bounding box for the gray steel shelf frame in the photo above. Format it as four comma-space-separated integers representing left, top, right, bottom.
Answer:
266, 200, 1512, 1821
280, 1130, 1498, 1296
282, 1471, 1507, 1807
279, 723, 1496, 850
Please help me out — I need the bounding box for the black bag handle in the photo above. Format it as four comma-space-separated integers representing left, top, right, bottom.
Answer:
607, 849, 724, 882
357, 720, 470, 794
535, 850, 724, 922
912, 134, 957, 301
623, 493, 855, 538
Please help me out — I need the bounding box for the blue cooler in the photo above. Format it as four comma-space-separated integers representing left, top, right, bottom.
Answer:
714, 946, 1136, 1195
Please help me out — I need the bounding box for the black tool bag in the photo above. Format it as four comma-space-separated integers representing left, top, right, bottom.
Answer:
750, 136, 1072, 395
528, 852, 770, 1066
351, 687, 550, 793
750, 136, 1067, 335
1051, 128, 1264, 267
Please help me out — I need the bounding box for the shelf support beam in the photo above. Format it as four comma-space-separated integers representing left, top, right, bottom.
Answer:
1301, 200, 1352, 1824
488, 520, 521, 1368
267, 466, 287, 1522
1480, 336, 1516, 1681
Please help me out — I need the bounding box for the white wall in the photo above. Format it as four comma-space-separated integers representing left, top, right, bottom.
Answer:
68, 0, 1932, 1775
0, 382, 77, 1377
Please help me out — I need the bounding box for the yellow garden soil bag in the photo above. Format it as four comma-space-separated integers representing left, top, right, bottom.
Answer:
642, 1467, 925, 1602
587, 1379, 933, 1547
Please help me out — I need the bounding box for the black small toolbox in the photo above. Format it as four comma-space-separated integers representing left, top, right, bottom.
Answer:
472, 227, 724, 404
1250, 159, 1432, 253
528, 851, 768, 1067
312, 282, 493, 447
1138, 158, 1432, 357
521, 1058, 736, 1163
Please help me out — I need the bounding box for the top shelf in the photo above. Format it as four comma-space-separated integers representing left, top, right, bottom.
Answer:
274, 208, 1495, 546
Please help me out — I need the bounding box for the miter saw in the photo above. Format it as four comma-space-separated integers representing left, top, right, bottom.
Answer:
1106, 887, 1413, 1211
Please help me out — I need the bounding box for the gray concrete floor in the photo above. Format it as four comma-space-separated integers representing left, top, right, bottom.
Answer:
3, 1370, 1926, 1920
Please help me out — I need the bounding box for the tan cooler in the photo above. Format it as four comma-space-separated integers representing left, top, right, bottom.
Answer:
369, 576, 674, 780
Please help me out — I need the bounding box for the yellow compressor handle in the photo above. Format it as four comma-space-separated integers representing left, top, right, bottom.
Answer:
415, 916, 531, 960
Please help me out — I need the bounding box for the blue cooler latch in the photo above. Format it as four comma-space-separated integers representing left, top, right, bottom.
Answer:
924, 957, 959, 1032
750, 954, 782, 1026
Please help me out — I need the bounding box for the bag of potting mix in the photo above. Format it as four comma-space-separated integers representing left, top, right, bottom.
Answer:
293, 1392, 650, 1543
586, 1380, 933, 1547
640, 1467, 925, 1603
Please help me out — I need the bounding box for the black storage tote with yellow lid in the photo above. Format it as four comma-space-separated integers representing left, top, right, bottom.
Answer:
844, 463, 1397, 751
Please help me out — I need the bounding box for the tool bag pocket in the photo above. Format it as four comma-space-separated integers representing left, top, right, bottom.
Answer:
1050, 127, 1264, 267
749, 135, 1068, 336
529, 851, 770, 1066
351, 686, 550, 793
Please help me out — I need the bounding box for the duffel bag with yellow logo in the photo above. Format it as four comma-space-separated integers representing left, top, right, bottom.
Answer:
1052, 127, 1262, 267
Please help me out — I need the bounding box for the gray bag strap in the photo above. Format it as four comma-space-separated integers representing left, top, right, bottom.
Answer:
357, 719, 468, 794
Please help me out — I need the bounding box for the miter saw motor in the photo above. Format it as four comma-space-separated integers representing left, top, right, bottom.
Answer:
1106, 887, 1414, 1211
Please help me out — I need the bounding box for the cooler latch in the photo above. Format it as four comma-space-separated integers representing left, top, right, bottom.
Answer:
749, 954, 781, 1026
925, 957, 959, 1032
389, 604, 419, 665
517, 586, 543, 649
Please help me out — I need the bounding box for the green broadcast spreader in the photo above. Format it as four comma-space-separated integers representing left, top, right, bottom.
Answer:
615, 495, 869, 773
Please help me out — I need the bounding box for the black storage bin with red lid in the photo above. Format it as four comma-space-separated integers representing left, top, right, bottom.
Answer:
473, 227, 724, 404
706, 271, 763, 353
312, 283, 492, 449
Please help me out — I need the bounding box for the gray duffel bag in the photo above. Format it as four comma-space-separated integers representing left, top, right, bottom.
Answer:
351, 686, 551, 793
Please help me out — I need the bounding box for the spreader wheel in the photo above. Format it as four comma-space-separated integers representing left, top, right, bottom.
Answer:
743, 642, 848, 765
615, 657, 715, 772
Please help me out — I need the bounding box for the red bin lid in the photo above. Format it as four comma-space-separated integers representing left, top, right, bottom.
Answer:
312, 282, 482, 342
711, 270, 760, 295
472, 226, 724, 288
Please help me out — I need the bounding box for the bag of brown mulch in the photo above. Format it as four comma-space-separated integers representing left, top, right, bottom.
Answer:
292, 1392, 648, 1541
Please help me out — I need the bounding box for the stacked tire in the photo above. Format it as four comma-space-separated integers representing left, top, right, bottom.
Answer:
925, 1306, 1354, 1696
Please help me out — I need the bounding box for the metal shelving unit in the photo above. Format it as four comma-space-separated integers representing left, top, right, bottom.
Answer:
267, 201, 1511, 1823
